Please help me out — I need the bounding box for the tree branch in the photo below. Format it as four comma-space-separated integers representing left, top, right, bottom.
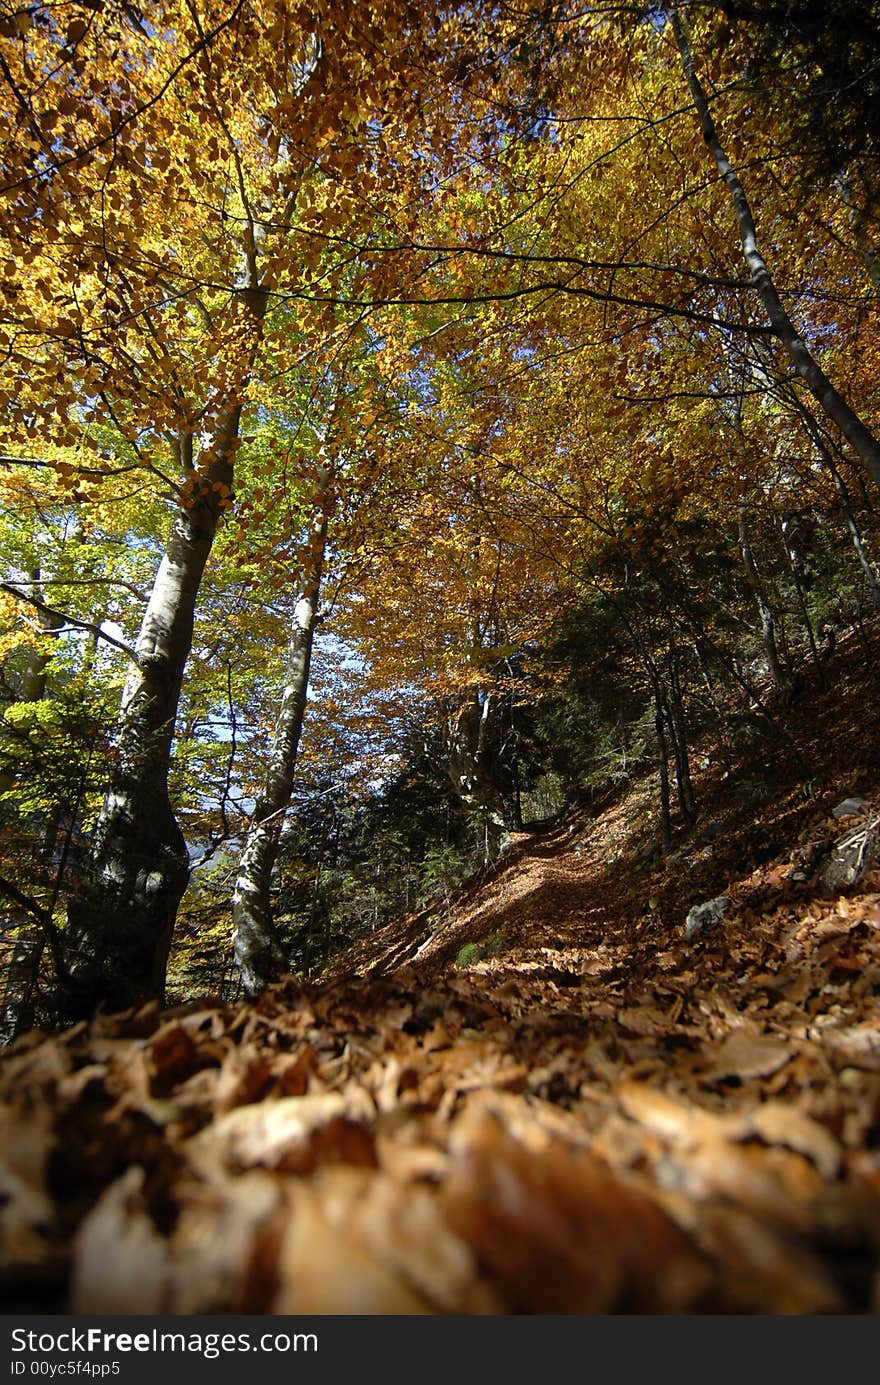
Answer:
0, 873, 52, 929
1, 583, 138, 663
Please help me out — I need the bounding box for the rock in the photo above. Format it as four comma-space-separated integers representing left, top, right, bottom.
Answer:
684, 896, 732, 941
819, 818, 879, 892
831, 797, 871, 820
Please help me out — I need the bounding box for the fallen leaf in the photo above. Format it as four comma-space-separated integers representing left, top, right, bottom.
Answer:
272, 1044, 317, 1096
70, 1167, 170, 1313
0, 1102, 56, 1266
705, 1029, 793, 1082
615, 1081, 745, 1146
149, 1022, 200, 1091
746, 1103, 842, 1179
446, 1116, 713, 1312
677, 1137, 818, 1234
618, 1006, 666, 1037
809, 1021, 880, 1069
213, 1045, 272, 1113
187, 1094, 376, 1176
272, 1182, 433, 1314
303, 1166, 502, 1313
695, 1204, 842, 1313
168, 1172, 282, 1312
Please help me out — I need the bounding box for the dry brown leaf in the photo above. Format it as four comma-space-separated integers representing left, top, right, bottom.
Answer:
0, 1101, 56, 1266
618, 1006, 667, 1037
835, 1070, 880, 1149
56, 1063, 108, 1104
454, 1060, 528, 1095
303, 1166, 503, 1313
372, 1057, 412, 1112
187, 1093, 376, 1176
149, 1022, 201, 1091
91, 1002, 161, 1040
588, 1002, 617, 1021
527, 1050, 579, 1095
615, 1081, 740, 1146
779, 969, 819, 1004
458, 1089, 594, 1154
705, 1029, 793, 1081
809, 1020, 880, 1068
271, 1044, 317, 1096
0, 1035, 71, 1093
445, 1115, 713, 1312
422, 1018, 453, 1052
591, 1111, 657, 1169
167, 1172, 282, 1312
272, 1182, 433, 1314
213, 1045, 272, 1113
677, 1136, 818, 1234
694, 1204, 842, 1313
92, 1040, 152, 1111
70, 1167, 171, 1312
171, 1007, 232, 1041
376, 1132, 449, 1182
746, 1103, 841, 1179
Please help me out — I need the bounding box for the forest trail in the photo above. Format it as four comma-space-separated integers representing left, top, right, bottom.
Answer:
3, 635, 880, 1314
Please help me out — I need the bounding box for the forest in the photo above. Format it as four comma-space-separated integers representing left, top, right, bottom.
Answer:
2, 0, 880, 1316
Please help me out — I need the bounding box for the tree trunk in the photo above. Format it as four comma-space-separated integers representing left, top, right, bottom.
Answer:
62, 410, 244, 1019
780, 516, 824, 686
672, 5, 880, 492
782, 387, 880, 601
445, 690, 508, 858
232, 511, 327, 996
738, 500, 793, 698
18, 573, 64, 702
691, 632, 734, 772
800, 415, 880, 603
832, 465, 880, 604
0, 934, 44, 1043
654, 699, 672, 852
664, 626, 697, 821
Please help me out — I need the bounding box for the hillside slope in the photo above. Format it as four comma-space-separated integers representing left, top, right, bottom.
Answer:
2, 631, 880, 1313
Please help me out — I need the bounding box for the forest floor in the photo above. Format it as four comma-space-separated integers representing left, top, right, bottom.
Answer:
3, 627, 880, 1313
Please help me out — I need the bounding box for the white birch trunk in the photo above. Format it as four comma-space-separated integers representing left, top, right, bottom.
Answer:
62, 408, 245, 1016
231, 511, 328, 996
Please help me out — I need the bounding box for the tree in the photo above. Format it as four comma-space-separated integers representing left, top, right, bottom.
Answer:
230, 472, 329, 994
669, 5, 880, 489
0, 0, 454, 1016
